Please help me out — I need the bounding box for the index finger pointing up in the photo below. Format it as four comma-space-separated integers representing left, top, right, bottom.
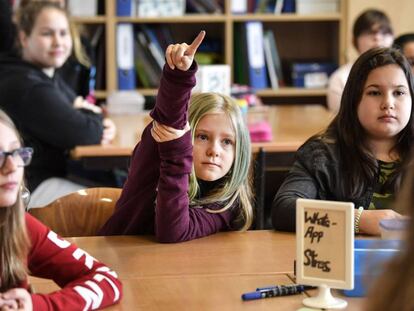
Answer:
185, 30, 206, 56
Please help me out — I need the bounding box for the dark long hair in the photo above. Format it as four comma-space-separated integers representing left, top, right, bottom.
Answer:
325, 47, 414, 199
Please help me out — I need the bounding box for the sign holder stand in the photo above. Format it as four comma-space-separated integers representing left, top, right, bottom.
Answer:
302, 284, 347, 309
296, 198, 354, 311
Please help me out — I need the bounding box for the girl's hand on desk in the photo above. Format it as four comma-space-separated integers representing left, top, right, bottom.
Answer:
0, 288, 32, 311
151, 121, 190, 143
359, 209, 403, 235
73, 96, 102, 114
101, 118, 117, 145
165, 30, 205, 71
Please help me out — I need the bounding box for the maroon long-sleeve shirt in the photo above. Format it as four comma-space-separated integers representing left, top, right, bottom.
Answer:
99, 63, 236, 242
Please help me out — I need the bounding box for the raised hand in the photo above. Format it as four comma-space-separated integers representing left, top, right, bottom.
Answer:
165, 31, 206, 71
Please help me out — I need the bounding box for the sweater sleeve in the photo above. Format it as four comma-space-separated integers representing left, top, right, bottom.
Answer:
150, 62, 197, 129
271, 140, 334, 232
26, 214, 122, 310
17, 80, 103, 149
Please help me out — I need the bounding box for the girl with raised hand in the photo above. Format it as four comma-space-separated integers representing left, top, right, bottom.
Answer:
273, 47, 414, 235
0, 109, 122, 310
100, 31, 254, 242
0, 2, 116, 208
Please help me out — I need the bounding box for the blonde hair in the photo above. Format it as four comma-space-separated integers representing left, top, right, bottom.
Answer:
16, 1, 90, 67
0, 110, 30, 291
188, 93, 253, 231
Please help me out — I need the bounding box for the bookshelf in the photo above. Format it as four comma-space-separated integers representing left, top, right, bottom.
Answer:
72, 0, 347, 105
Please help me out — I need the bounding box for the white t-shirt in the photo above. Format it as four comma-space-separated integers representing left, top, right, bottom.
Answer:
327, 63, 353, 113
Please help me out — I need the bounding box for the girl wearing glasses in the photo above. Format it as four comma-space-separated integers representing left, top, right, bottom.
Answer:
0, 109, 122, 310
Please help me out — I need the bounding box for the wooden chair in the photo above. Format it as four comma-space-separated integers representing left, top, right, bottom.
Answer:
28, 187, 121, 237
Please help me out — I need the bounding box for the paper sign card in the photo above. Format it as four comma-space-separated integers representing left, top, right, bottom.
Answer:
296, 199, 354, 309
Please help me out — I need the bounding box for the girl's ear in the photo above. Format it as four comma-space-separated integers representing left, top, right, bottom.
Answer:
18, 30, 29, 50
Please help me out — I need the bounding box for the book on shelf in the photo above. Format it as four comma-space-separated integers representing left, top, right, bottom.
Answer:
263, 30, 284, 88
255, 0, 277, 13
274, 0, 284, 14
281, 0, 295, 13
187, 0, 223, 13
93, 26, 106, 90
116, 24, 136, 90
137, 0, 185, 17
234, 22, 268, 90
134, 31, 162, 88
296, 0, 339, 14
116, 0, 185, 17
138, 25, 165, 70
263, 33, 278, 89
116, 0, 136, 16
67, 0, 97, 16
231, 0, 247, 14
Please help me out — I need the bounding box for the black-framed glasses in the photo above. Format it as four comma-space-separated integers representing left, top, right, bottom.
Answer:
0, 147, 33, 169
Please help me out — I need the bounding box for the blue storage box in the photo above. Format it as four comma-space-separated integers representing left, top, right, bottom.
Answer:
291, 62, 337, 88
343, 239, 401, 297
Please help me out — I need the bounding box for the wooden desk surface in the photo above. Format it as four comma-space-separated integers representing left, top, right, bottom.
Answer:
31, 274, 305, 311
67, 230, 296, 278
71, 105, 334, 158
29, 231, 363, 310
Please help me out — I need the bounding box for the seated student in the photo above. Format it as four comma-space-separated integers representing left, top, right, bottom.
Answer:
327, 9, 394, 112
394, 33, 414, 73
272, 47, 414, 235
366, 158, 414, 311
0, 2, 116, 207
0, 109, 122, 310
99, 31, 254, 243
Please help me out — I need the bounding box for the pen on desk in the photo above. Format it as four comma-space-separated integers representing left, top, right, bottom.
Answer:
256, 284, 316, 291
241, 284, 305, 301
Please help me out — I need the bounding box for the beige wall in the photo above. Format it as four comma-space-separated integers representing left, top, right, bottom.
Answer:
346, 0, 414, 62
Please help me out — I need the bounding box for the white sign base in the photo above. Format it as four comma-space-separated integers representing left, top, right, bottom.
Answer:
302, 284, 347, 309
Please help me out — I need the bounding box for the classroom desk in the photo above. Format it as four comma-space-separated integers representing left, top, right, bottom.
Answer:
29, 231, 363, 310
71, 105, 334, 160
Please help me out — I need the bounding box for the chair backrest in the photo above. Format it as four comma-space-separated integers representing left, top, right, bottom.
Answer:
28, 187, 121, 237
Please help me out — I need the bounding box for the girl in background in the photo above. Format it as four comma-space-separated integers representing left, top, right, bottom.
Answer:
328, 9, 394, 112
100, 31, 254, 242
0, 2, 116, 208
273, 47, 414, 235
0, 109, 122, 310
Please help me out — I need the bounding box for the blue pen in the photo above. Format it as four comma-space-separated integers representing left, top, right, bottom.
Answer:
241, 284, 305, 301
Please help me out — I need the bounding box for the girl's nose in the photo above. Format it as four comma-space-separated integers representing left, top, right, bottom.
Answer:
206, 142, 220, 157
1, 154, 19, 174
381, 93, 395, 110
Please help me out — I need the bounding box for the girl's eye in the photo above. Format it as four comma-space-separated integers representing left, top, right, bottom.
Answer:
196, 134, 208, 141
222, 139, 234, 146
394, 90, 406, 96
366, 90, 380, 96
